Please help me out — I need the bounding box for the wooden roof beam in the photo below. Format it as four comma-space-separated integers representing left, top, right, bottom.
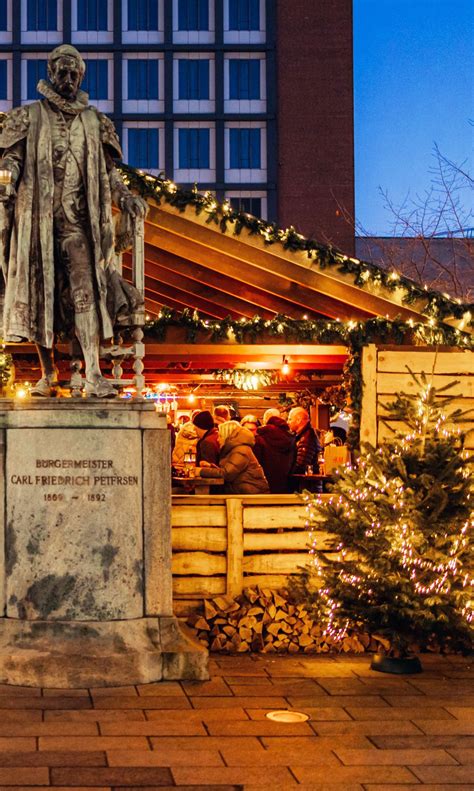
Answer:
137, 247, 324, 320
124, 258, 278, 320
143, 220, 371, 322
145, 342, 348, 357
144, 294, 217, 320
145, 206, 426, 322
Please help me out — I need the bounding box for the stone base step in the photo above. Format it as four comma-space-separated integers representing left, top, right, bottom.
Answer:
0, 616, 208, 687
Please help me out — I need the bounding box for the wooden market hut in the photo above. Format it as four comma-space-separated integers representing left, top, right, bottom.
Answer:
109, 172, 470, 615
7, 170, 474, 614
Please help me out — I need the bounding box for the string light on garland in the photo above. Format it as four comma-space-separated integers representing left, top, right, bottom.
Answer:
118, 163, 473, 326
212, 368, 278, 391
0, 347, 13, 388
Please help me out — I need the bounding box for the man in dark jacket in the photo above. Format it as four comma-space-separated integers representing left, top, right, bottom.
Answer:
193, 410, 220, 466
256, 413, 295, 493
288, 406, 321, 474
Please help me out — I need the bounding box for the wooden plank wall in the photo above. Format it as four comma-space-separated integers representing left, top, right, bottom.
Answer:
360, 345, 474, 448
171, 494, 332, 616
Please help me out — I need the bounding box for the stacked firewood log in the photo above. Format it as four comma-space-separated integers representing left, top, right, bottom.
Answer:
186, 586, 390, 654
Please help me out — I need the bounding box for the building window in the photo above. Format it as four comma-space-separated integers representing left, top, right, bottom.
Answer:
230, 195, 260, 216
174, 121, 216, 182
22, 0, 62, 42
224, 53, 265, 112
25, 58, 48, 100
178, 0, 208, 30
179, 59, 209, 100
81, 54, 113, 110
224, 0, 264, 43
226, 190, 267, 219
173, 0, 214, 44
0, 0, 11, 42
128, 59, 159, 101
179, 128, 209, 169
225, 121, 266, 183
0, 54, 11, 109
173, 53, 214, 113
72, 0, 113, 42
77, 0, 107, 29
123, 122, 164, 175
229, 59, 259, 100
229, 0, 259, 30
128, 0, 157, 29
230, 127, 260, 169
122, 0, 163, 43
0, 58, 6, 100
127, 128, 159, 170
123, 54, 164, 112
27, 0, 57, 30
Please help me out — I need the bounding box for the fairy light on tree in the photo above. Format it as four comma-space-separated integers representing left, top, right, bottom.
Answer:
291, 367, 473, 665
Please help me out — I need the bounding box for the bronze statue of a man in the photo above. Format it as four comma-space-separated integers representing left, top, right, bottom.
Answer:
0, 45, 147, 397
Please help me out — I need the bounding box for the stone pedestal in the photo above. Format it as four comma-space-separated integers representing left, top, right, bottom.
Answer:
0, 400, 208, 687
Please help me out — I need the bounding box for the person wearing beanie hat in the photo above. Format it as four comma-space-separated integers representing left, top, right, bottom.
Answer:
198, 420, 269, 494
192, 410, 214, 431
193, 410, 220, 466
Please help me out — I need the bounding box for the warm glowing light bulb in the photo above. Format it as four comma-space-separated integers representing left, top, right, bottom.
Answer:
16, 388, 27, 400
187, 393, 196, 404
281, 360, 290, 376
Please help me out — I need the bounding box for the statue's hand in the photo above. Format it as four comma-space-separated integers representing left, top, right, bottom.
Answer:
121, 195, 148, 220
0, 184, 15, 204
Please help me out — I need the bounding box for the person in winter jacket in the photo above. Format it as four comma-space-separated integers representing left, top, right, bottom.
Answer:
193, 409, 220, 465
198, 420, 269, 494
287, 406, 321, 474
256, 412, 295, 493
171, 419, 198, 467
240, 414, 265, 465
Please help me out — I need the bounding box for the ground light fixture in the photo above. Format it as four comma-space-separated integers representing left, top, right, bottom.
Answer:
266, 710, 310, 723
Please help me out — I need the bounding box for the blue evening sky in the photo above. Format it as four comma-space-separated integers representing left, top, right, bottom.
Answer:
354, 0, 474, 235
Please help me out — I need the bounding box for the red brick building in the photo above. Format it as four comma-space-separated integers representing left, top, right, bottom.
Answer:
277, 0, 355, 253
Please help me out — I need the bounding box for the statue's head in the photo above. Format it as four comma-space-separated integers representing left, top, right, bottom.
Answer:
47, 45, 85, 100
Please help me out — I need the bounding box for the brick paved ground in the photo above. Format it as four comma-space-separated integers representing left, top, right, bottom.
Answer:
0, 653, 471, 790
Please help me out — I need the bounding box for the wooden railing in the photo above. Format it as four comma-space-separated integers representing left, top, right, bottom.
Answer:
171, 493, 332, 616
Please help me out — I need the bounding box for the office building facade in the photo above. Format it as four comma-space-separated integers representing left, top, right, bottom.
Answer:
0, 0, 354, 251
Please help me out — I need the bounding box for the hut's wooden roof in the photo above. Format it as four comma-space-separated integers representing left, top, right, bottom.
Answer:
120, 168, 472, 336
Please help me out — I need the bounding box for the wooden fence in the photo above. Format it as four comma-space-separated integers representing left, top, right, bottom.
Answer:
171, 493, 332, 616
360, 345, 474, 448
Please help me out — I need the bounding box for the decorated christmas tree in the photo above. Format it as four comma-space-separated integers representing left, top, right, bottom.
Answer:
292, 369, 473, 658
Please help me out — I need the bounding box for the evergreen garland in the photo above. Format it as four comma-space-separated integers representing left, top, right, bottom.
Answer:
144, 308, 473, 437
119, 163, 474, 326
0, 348, 12, 388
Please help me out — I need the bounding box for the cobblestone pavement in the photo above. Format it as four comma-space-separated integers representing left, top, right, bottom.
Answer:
0, 653, 472, 790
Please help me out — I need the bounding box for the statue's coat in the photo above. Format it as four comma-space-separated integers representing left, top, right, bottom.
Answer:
0, 99, 125, 347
